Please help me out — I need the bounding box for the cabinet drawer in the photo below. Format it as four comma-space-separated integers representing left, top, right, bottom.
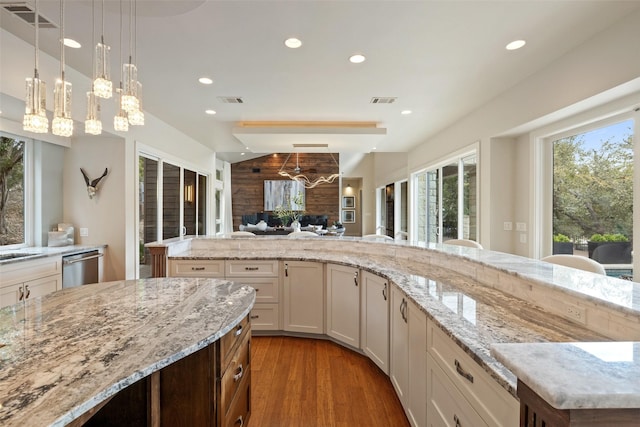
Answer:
169, 260, 225, 277
225, 260, 279, 277
427, 320, 519, 427
0, 256, 61, 287
235, 277, 279, 303
250, 304, 280, 331
220, 333, 250, 419
223, 370, 251, 427
427, 354, 488, 427
220, 316, 250, 371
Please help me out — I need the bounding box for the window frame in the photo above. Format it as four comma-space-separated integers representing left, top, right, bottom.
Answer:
0, 132, 33, 249
410, 148, 478, 245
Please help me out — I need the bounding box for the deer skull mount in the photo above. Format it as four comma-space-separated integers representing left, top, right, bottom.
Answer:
80, 168, 108, 199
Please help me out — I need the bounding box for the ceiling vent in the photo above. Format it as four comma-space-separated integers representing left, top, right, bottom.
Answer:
3, 3, 57, 28
218, 96, 244, 104
370, 97, 397, 104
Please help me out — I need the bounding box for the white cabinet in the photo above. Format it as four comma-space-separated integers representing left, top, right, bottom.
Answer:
427, 319, 519, 427
390, 285, 427, 427
169, 259, 225, 277
427, 353, 488, 427
326, 263, 360, 348
0, 256, 62, 308
360, 270, 389, 374
226, 260, 280, 331
283, 261, 324, 334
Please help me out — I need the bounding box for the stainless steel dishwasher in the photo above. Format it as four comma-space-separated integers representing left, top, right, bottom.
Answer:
62, 250, 102, 288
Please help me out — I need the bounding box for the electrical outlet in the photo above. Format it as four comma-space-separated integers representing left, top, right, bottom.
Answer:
503, 221, 512, 231
520, 233, 527, 244
564, 303, 587, 324
80, 227, 89, 237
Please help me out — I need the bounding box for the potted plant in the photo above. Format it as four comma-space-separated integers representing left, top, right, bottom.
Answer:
274, 192, 305, 230
552, 234, 573, 254
587, 233, 632, 264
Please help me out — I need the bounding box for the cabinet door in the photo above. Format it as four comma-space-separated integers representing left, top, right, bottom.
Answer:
0, 283, 22, 308
326, 264, 360, 347
408, 300, 427, 427
25, 274, 60, 300
283, 261, 324, 334
390, 285, 409, 406
360, 271, 389, 374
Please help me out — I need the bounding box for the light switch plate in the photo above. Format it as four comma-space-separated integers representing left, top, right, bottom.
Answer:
516, 222, 527, 232
503, 222, 513, 231
80, 227, 89, 237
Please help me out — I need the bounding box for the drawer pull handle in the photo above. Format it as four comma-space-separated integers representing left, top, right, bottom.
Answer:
455, 359, 474, 383
354, 270, 359, 286
24, 285, 30, 299
251, 314, 259, 319
234, 364, 244, 382
454, 414, 461, 427
245, 266, 259, 271
18, 287, 24, 301
285, 263, 288, 277
235, 415, 244, 426
191, 267, 205, 271
235, 325, 243, 337
382, 283, 387, 301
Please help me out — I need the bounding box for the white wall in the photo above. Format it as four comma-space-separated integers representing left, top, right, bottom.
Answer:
2, 28, 216, 279
407, 8, 640, 256
341, 153, 376, 234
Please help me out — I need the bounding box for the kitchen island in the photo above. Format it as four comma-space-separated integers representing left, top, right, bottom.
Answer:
0, 277, 255, 426
148, 235, 640, 426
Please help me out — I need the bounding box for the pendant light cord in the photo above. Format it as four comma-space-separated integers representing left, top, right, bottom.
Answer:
119, 0, 123, 88
59, 0, 65, 80
34, 0, 39, 78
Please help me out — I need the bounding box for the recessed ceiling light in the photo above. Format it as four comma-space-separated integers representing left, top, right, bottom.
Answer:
349, 54, 366, 64
401, 110, 412, 115
63, 38, 81, 48
199, 77, 213, 85
284, 38, 302, 49
205, 109, 216, 115
241, 152, 246, 156
506, 40, 526, 50
372, 147, 377, 150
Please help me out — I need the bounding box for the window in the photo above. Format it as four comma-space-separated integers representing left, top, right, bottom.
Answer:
138, 152, 209, 278
412, 152, 477, 244
0, 134, 27, 247
551, 119, 634, 276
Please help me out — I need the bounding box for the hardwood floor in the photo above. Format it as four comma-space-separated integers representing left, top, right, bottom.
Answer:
248, 336, 410, 427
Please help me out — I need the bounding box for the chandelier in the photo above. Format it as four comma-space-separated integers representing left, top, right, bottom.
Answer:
278, 152, 340, 189
23, 0, 48, 134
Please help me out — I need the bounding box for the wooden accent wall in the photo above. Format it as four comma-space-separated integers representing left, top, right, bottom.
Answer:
231, 153, 339, 230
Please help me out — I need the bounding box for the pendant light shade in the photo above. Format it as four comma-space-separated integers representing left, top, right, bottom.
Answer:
52, 0, 73, 137
52, 80, 73, 136
23, 0, 48, 134
85, 91, 102, 135
128, 81, 144, 125
114, 88, 129, 131
121, 62, 139, 112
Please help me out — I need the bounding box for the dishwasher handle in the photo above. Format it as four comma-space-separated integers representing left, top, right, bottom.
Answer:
63, 253, 103, 265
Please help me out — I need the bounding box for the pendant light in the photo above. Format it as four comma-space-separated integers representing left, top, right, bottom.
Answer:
52, 0, 73, 137
130, 0, 144, 125
113, 0, 128, 132
93, 0, 113, 98
121, 0, 139, 113
85, 0, 102, 135
23, 0, 49, 134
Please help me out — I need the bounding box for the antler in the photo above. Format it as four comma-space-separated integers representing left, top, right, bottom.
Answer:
91, 168, 109, 188
80, 168, 91, 186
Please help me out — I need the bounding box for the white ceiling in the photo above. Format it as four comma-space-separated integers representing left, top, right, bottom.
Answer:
2, 0, 639, 162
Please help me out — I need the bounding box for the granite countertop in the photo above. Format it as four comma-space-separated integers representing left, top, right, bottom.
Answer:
0, 244, 108, 266
169, 246, 609, 397
491, 342, 640, 409
0, 277, 256, 426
